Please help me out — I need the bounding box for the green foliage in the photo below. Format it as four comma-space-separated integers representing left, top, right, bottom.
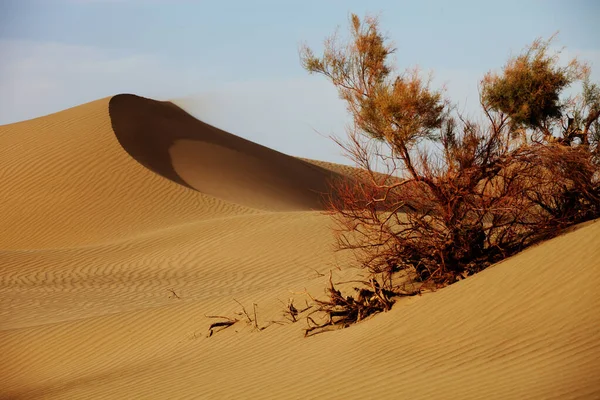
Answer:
300, 14, 446, 155
359, 72, 446, 146
481, 37, 583, 134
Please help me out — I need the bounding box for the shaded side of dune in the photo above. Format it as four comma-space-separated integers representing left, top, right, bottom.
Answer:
109, 94, 342, 211
0, 97, 258, 249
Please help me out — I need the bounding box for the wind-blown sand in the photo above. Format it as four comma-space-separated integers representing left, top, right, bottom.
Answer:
1, 94, 599, 399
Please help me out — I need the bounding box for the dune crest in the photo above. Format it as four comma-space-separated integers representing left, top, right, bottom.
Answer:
109, 94, 340, 211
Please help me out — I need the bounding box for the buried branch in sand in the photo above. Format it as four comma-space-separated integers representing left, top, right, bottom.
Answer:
303, 273, 419, 337
206, 299, 263, 337
206, 315, 239, 337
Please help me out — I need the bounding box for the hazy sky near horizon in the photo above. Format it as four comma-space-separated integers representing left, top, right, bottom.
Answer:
1, 0, 599, 164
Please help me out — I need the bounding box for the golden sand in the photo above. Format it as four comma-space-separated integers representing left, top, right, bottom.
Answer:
1, 95, 598, 399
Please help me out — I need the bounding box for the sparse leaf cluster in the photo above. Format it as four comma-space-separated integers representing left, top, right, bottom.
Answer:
481, 36, 581, 136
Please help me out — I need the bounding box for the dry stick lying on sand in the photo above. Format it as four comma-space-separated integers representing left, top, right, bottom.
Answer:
206, 315, 238, 337
311, 268, 325, 278
167, 288, 181, 299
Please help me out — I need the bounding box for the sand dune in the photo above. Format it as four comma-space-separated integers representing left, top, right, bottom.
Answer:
1, 95, 599, 399
1, 97, 249, 249
0, 94, 338, 249
110, 94, 341, 211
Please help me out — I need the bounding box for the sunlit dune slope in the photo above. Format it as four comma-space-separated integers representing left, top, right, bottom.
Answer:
0, 95, 339, 249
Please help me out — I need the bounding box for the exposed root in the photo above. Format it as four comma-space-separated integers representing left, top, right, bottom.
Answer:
281, 298, 312, 323
303, 273, 419, 337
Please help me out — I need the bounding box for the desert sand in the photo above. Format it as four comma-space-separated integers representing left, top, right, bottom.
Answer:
1, 94, 599, 399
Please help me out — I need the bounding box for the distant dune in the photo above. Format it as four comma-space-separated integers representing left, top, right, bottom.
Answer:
110, 94, 342, 211
1, 95, 598, 399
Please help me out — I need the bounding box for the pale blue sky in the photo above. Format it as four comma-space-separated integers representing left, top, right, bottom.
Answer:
1, 0, 599, 163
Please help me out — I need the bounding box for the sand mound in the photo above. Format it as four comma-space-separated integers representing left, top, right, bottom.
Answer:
1, 95, 598, 399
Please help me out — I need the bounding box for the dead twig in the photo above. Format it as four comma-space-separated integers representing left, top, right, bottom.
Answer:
233, 299, 253, 324
233, 299, 261, 330
311, 268, 325, 278
253, 303, 259, 330
206, 315, 238, 337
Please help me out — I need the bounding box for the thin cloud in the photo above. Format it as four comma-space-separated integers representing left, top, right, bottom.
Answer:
0, 39, 206, 124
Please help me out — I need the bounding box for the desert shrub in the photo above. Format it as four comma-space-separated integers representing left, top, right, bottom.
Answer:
299, 14, 600, 331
